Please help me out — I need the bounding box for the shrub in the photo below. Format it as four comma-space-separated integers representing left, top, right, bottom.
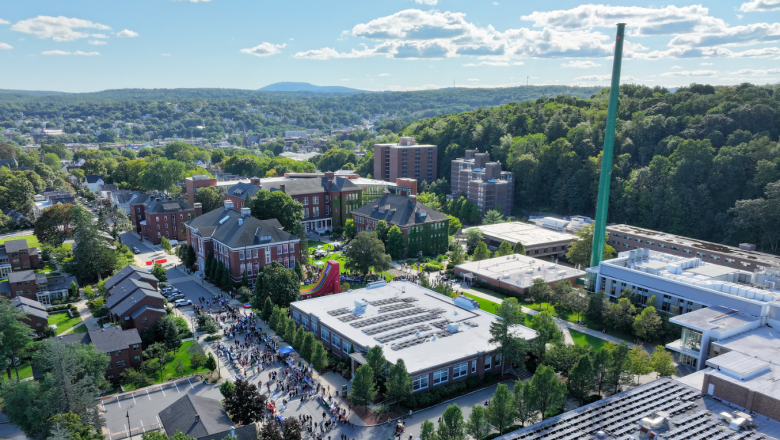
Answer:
423, 262, 444, 272
466, 376, 482, 388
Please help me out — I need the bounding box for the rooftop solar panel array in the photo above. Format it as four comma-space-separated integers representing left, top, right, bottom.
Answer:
328, 307, 352, 316
350, 308, 432, 328
373, 325, 431, 343
378, 303, 416, 313
338, 314, 361, 323
362, 313, 444, 335
390, 330, 450, 351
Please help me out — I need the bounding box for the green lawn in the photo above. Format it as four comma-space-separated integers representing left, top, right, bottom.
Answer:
570, 329, 607, 351
0, 234, 40, 248
1, 363, 33, 382
72, 324, 89, 334
462, 292, 501, 314
154, 341, 208, 385
49, 312, 83, 335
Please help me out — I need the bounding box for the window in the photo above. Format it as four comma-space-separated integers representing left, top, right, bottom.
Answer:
134, 356, 141, 362
266, 248, 271, 264
142, 316, 148, 322
313, 196, 319, 204
342, 340, 351, 354
239, 250, 245, 260
290, 243, 295, 253
331, 334, 341, 348
433, 368, 449, 385
471, 360, 477, 373
115, 351, 122, 356
107, 363, 113, 369
132, 344, 140, 350
413, 374, 429, 391
453, 362, 468, 379
321, 327, 330, 341
484, 355, 492, 370
253, 249, 259, 259
117, 360, 126, 367
292, 310, 300, 322
277, 245, 282, 254
312, 322, 318, 334
495, 354, 502, 366
303, 197, 309, 205
302, 318, 309, 329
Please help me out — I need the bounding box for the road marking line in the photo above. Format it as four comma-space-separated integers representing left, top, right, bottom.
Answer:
160, 385, 166, 396
107, 428, 112, 440
132, 393, 136, 404
102, 400, 106, 411
187, 378, 194, 389
124, 424, 128, 439
175, 381, 180, 393
146, 388, 151, 400
116, 395, 121, 408
140, 420, 145, 434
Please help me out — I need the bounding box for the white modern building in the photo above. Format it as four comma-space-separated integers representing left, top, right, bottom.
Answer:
463, 222, 577, 260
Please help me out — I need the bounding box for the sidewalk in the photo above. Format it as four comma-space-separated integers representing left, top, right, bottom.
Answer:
459, 284, 639, 350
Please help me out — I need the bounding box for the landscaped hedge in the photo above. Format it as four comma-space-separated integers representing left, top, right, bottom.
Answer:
405, 375, 486, 409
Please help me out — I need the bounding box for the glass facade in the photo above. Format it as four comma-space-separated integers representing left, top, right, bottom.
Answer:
681, 328, 702, 352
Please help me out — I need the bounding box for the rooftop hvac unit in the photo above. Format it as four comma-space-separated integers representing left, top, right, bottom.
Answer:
446, 323, 460, 333
218, 216, 230, 225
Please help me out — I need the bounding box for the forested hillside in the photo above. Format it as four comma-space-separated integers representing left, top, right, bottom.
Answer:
405, 83, 780, 253
0, 85, 602, 131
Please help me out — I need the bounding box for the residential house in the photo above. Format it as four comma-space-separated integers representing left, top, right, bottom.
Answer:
0, 158, 18, 168
12, 296, 50, 333
105, 267, 165, 332
185, 201, 301, 287
58, 326, 143, 383
85, 175, 105, 192
158, 395, 256, 440
351, 193, 450, 257
0, 269, 78, 305
0, 238, 40, 274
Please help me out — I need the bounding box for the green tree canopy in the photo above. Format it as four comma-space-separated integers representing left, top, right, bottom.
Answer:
344, 231, 391, 275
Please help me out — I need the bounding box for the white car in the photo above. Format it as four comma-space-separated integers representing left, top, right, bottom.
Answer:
174, 299, 192, 307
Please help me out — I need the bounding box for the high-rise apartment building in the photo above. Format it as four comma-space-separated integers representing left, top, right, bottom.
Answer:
450, 149, 514, 216
373, 137, 437, 183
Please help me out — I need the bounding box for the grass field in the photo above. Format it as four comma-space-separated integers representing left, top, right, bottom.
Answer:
1, 363, 33, 382
0, 234, 39, 247
72, 324, 89, 334
570, 329, 607, 351
49, 312, 83, 335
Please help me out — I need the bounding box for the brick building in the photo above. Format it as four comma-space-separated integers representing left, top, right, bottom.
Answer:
223, 177, 263, 210
104, 267, 166, 333
351, 193, 450, 257
0, 238, 40, 275
58, 326, 143, 383
184, 175, 217, 206
130, 194, 200, 244
290, 282, 537, 394
606, 224, 780, 271
0, 270, 78, 305
373, 137, 438, 183
267, 176, 362, 233
450, 149, 514, 216
12, 296, 50, 334
185, 201, 301, 287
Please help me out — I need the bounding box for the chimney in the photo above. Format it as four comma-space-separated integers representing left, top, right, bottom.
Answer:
409, 195, 417, 204
238, 218, 243, 226
241, 207, 251, 217
224, 200, 234, 211
279, 184, 286, 193
250, 177, 260, 185
193, 202, 202, 217
324, 171, 335, 179
195, 414, 200, 422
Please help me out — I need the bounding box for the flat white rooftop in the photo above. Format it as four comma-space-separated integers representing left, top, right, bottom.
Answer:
716, 326, 780, 364
604, 248, 780, 303
456, 254, 585, 289
291, 281, 537, 374
463, 222, 576, 248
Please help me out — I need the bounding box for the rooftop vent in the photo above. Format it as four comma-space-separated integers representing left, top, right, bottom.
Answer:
219, 216, 230, 225
224, 200, 234, 211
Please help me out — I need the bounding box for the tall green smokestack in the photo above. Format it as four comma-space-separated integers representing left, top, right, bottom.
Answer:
590, 23, 626, 269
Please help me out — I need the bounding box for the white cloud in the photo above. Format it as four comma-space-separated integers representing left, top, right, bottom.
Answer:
630, 46, 780, 60
701, 62, 713, 65
240, 42, 285, 57
492, 2, 499, 4
574, 74, 635, 81
12, 16, 111, 41
0, 42, 12, 50
0, 18, 9, 25
116, 29, 138, 38
732, 68, 780, 75
521, 5, 726, 36
42, 50, 100, 56
739, 0, 780, 12
467, 78, 479, 81
413, 0, 439, 4
669, 22, 780, 47
88, 40, 106, 45
91, 33, 109, 39
660, 69, 719, 77
162, 53, 171, 56
378, 73, 390, 76
671, 65, 682, 68
463, 61, 523, 66
561, 60, 601, 68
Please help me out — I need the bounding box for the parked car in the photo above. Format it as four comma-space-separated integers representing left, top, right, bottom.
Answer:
174, 299, 192, 307
133, 247, 141, 254
169, 293, 185, 301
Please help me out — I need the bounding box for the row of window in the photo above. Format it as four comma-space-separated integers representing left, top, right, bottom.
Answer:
413, 355, 501, 391
611, 234, 751, 266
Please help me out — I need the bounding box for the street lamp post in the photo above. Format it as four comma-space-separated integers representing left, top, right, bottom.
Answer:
126, 411, 130, 440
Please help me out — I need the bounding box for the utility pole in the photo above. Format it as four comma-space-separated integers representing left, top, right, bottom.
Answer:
590, 23, 626, 271
126, 411, 131, 440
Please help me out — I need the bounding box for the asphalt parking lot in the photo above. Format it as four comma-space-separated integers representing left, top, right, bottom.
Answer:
101, 377, 222, 440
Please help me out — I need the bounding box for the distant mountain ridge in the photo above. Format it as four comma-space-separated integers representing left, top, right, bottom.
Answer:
258, 82, 369, 93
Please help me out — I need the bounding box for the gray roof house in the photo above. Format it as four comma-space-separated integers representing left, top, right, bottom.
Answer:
158, 395, 256, 440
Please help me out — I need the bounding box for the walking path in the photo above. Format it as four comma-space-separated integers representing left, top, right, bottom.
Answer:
459, 285, 639, 349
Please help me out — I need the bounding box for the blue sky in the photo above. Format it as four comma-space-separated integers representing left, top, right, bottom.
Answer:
1, 0, 780, 92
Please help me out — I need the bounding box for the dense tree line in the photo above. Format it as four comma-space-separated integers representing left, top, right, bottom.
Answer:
406, 83, 780, 252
